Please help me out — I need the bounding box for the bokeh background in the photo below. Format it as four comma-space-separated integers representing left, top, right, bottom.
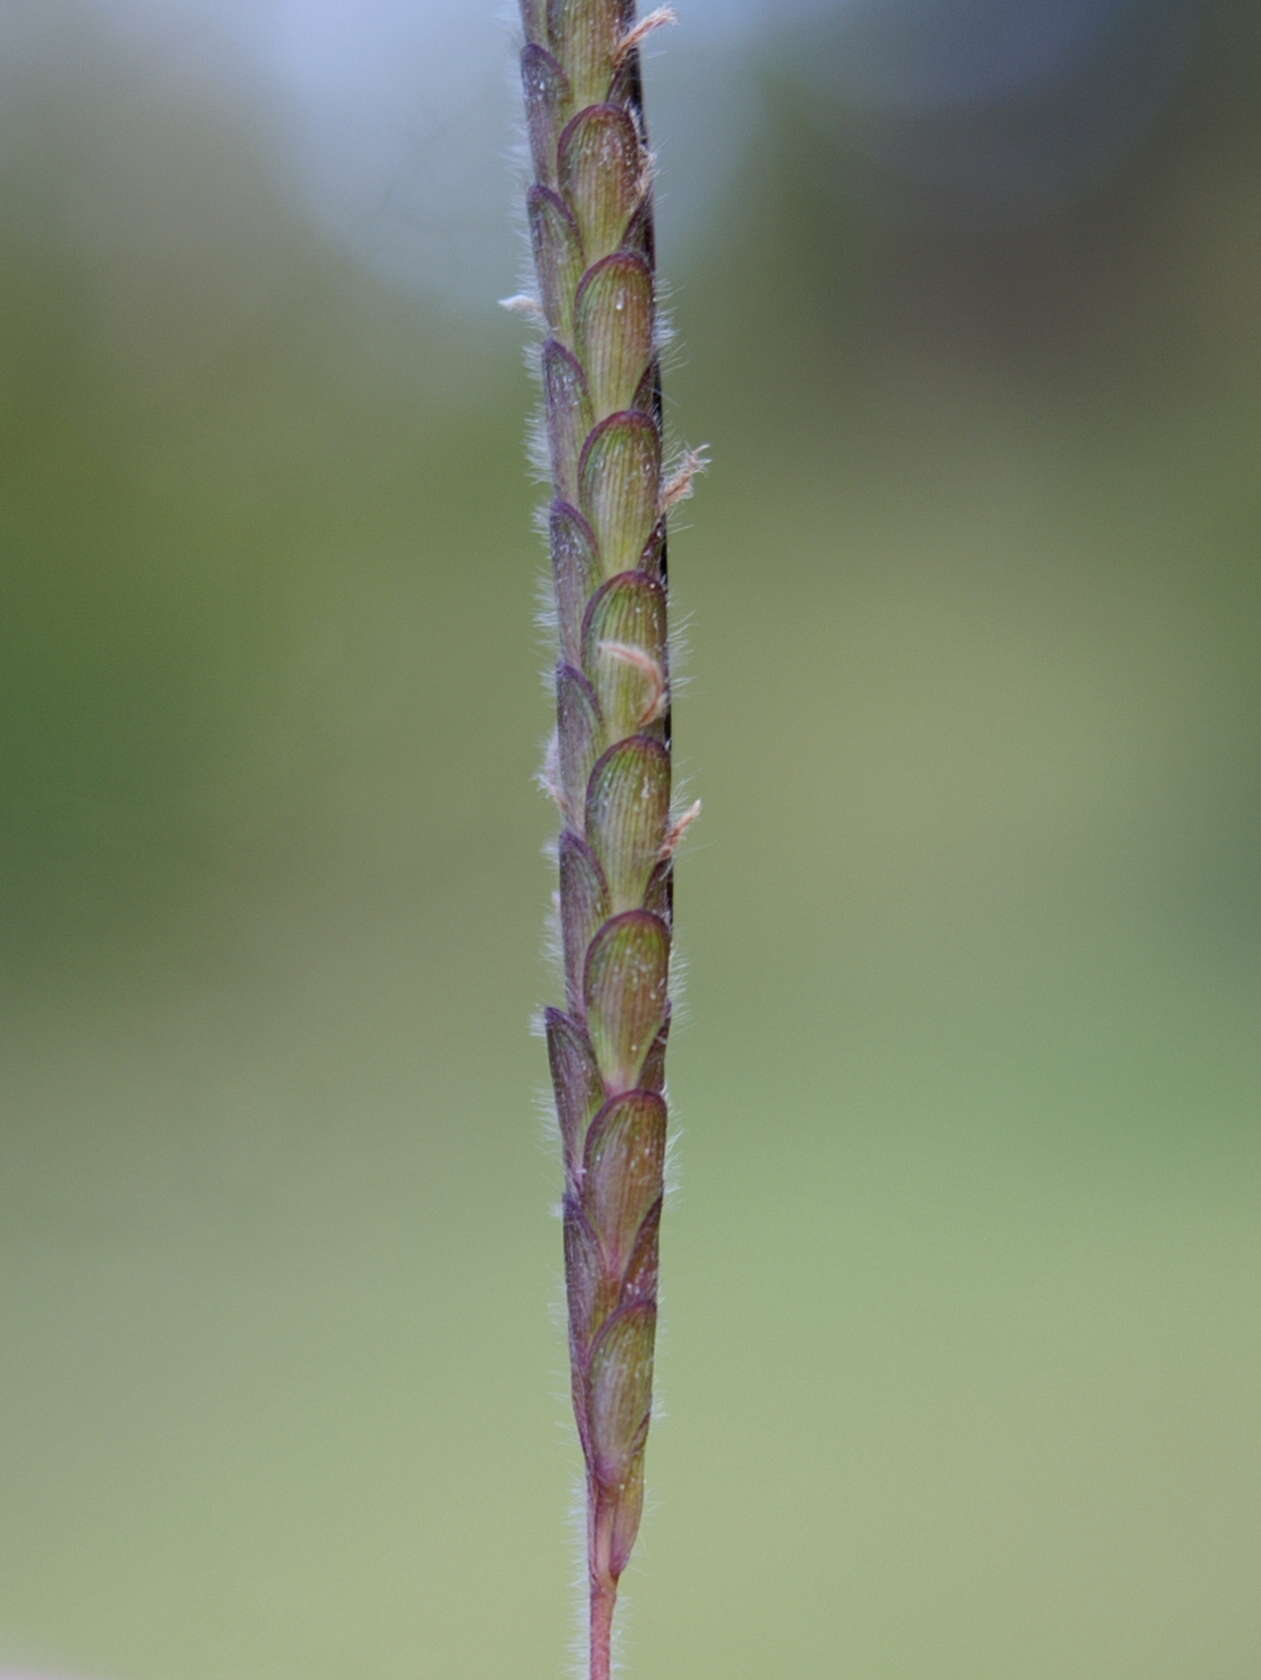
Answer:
4, 2, 1260, 1676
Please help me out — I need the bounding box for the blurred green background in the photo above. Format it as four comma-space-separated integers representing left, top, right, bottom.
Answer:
3, 2, 1260, 1676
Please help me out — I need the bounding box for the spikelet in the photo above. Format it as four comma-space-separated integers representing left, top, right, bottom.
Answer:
512, 4, 688, 1675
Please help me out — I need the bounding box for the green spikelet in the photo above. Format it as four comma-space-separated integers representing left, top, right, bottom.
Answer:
512, 4, 689, 1675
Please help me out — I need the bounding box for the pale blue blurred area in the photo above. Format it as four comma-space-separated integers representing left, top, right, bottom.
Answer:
823, 0, 1177, 104
3, 3, 1260, 1678
46, 0, 1203, 302
800, 0, 1199, 209
71, 0, 765, 311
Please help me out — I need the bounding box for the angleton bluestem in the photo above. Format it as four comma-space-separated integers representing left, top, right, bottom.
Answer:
507, 5, 701, 1675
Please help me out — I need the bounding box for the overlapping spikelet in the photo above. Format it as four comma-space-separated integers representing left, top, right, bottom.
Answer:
514, 3, 683, 1672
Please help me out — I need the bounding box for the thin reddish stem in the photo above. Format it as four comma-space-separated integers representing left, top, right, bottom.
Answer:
589, 1485, 618, 1680
590, 1576, 617, 1680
